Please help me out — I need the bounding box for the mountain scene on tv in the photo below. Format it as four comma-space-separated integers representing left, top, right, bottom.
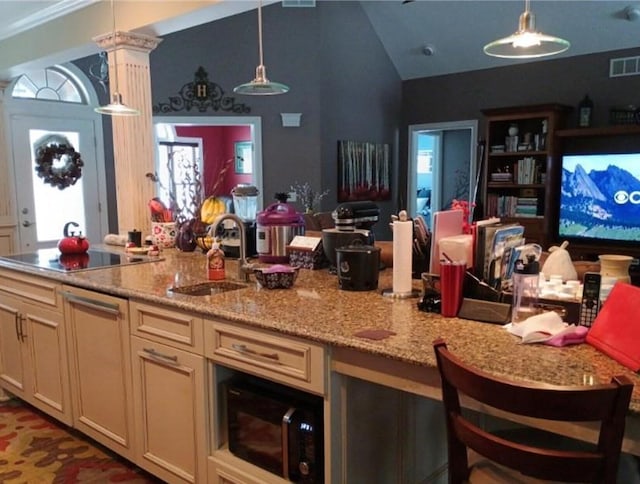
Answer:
560, 158, 640, 242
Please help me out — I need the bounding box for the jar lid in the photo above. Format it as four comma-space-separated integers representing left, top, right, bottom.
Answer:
232, 184, 259, 196
514, 254, 539, 274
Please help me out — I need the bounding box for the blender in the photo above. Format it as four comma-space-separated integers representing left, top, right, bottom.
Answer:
229, 184, 259, 257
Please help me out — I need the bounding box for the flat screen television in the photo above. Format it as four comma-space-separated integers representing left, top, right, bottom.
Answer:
558, 153, 640, 246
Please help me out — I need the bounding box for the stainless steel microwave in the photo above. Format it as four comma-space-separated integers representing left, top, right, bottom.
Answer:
225, 378, 324, 482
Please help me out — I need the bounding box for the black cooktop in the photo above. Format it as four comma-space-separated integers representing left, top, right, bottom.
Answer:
0, 248, 159, 273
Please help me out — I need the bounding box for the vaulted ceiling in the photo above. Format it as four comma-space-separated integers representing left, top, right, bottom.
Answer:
1, 1, 639, 80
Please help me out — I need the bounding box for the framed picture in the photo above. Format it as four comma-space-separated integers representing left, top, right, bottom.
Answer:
337, 140, 391, 202
235, 141, 253, 174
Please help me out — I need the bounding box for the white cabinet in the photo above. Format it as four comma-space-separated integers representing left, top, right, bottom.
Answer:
63, 285, 135, 460
0, 269, 71, 425
130, 300, 207, 484
205, 318, 328, 484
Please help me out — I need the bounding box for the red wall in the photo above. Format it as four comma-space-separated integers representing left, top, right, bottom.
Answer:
174, 125, 252, 197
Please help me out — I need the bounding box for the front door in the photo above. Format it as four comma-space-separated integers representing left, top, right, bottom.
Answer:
10, 115, 105, 252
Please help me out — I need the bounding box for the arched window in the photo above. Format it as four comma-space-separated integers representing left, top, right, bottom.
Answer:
11, 66, 86, 104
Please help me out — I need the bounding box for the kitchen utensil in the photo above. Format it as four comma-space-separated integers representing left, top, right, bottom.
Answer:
58, 221, 90, 255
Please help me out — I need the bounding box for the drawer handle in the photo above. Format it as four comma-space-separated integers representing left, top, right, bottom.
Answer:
143, 347, 179, 364
231, 343, 280, 363
62, 291, 121, 316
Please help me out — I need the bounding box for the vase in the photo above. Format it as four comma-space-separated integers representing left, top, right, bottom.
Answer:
151, 222, 177, 249
599, 254, 633, 284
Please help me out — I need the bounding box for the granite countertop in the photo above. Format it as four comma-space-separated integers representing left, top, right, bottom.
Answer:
2, 246, 640, 415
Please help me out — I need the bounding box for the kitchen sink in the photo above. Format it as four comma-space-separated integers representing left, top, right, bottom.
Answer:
169, 281, 248, 296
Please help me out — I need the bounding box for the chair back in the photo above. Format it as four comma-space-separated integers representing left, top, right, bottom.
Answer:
433, 339, 633, 483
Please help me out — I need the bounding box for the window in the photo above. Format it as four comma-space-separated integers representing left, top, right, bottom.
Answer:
157, 141, 203, 221
12, 67, 85, 103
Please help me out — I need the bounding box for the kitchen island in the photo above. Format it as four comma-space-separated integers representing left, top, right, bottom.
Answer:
1, 247, 639, 483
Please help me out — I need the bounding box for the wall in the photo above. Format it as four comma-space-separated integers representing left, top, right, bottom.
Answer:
148, 1, 402, 239
174, 125, 252, 196
400, 47, 640, 208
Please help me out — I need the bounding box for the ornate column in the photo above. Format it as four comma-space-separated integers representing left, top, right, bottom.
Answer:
94, 31, 162, 236
0, 80, 17, 255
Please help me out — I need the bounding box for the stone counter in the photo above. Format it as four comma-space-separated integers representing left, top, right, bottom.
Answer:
2, 247, 640, 415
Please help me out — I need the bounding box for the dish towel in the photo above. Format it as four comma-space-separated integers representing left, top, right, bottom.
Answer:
504, 311, 588, 346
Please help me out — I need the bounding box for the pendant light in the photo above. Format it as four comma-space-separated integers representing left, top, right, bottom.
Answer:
483, 0, 570, 59
234, 0, 289, 96
95, 0, 140, 116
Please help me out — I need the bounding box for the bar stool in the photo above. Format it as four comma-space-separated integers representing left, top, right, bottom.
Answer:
433, 339, 634, 483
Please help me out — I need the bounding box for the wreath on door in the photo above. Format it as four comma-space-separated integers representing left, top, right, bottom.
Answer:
34, 143, 84, 190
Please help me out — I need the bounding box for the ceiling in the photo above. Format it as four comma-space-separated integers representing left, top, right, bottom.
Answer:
2, 0, 640, 80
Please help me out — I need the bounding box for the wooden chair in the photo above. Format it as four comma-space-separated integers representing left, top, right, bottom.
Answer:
433, 339, 634, 483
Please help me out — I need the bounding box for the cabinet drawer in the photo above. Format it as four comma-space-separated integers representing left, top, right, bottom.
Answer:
130, 300, 204, 354
0, 269, 60, 310
205, 319, 325, 395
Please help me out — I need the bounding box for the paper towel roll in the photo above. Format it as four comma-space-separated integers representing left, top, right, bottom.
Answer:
392, 219, 413, 295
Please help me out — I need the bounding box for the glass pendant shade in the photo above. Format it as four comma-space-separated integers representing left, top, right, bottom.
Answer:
234, 65, 289, 95
94, 0, 140, 116
483, 4, 570, 59
234, 1, 289, 96
95, 92, 140, 116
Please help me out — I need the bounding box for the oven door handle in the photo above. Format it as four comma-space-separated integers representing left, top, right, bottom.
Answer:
282, 407, 297, 480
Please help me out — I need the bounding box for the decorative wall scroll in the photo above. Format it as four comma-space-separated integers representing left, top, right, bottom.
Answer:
337, 140, 390, 202
152, 66, 251, 114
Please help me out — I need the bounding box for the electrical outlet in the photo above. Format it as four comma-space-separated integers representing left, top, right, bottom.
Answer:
288, 191, 297, 202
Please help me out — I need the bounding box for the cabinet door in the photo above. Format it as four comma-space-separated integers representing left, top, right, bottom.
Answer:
0, 295, 26, 398
131, 336, 206, 484
22, 305, 72, 425
63, 286, 134, 460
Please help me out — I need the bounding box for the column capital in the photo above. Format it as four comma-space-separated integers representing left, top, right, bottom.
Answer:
93, 31, 162, 54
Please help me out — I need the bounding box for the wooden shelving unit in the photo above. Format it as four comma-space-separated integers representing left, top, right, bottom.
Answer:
556, 124, 640, 138
482, 104, 572, 248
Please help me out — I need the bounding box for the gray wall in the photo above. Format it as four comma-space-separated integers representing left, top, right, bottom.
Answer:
400, 47, 640, 210
149, 1, 402, 240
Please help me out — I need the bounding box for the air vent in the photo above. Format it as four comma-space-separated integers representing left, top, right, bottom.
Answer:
610, 56, 640, 77
282, 0, 315, 7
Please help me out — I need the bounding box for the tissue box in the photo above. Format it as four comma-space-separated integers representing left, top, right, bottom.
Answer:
438, 234, 474, 269
286, 236, 328, 270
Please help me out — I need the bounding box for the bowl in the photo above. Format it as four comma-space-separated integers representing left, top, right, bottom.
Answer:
254, 265, 300, 289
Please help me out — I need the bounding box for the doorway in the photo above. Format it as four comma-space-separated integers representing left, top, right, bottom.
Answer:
153, 116, 263, 214
407, 120, 478, 228
5, 65, 107, 253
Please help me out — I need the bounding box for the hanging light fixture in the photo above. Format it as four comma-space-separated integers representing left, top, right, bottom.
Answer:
234, 0, 289, 95
95, 0, 140, 116
483, 0, 570, 59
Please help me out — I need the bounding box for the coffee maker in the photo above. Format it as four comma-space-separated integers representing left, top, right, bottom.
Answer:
321, 201, 379, 272
219, 184, 259, 257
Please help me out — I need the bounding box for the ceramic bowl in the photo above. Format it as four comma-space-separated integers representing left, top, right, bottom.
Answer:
254, 265, 300, 289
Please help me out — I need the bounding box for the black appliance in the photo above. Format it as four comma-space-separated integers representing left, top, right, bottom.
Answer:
226, 377, 323, 482
335, 243, 380, 291
321, 201, 379, 273
0, 248, 160, 273
215, 221, 257, 258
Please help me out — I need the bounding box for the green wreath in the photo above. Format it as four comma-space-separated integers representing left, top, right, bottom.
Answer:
34, 143, 84, 190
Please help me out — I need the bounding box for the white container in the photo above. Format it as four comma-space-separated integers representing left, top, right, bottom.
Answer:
438, 234, 473, 267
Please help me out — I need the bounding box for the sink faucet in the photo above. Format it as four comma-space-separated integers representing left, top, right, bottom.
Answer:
210, 213, 251, 282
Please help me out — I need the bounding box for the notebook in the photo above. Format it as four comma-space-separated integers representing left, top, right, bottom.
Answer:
586, 282, 640, 372
428, 209, 463, 275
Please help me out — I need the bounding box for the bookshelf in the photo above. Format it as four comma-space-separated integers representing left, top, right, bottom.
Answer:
482, 104, 572, 247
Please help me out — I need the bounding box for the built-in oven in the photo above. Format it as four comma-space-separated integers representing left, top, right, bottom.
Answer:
225, 376, 324, 483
